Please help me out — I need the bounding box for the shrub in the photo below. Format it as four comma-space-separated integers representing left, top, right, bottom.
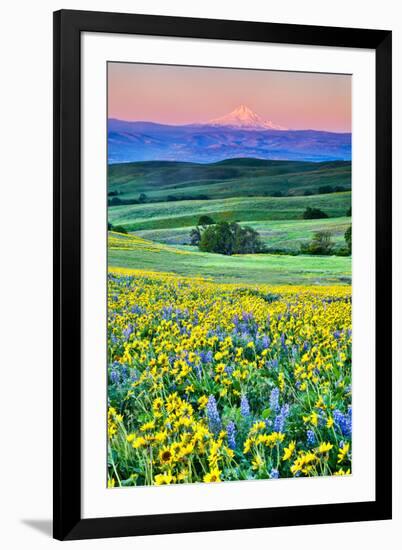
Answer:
318, 185, 333, 194
334, 246, 350, 257
190, 227, 202, 246
198, 215, 215, 227
301, 231, 334, 255
112, 225, 128, 234
108, 197, 124, 206
345, 226, 352, 254
303, 207, 329, 220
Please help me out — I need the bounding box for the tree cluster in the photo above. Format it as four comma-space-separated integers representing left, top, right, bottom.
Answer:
190, 217, 264, 256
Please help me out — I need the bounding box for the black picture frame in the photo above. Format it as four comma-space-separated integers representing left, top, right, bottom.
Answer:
53, 9, 392, 541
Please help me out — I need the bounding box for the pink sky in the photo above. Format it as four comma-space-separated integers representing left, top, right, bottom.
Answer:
108, 62, 351, 133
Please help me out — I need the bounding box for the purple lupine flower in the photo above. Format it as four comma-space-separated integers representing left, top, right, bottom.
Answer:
121, 366, 129, 383
261, 335, 270, 349
122, 324, 133, 340
194, 363, 202, 380
274, 404, 289, 432
224, 365, 234, 376
226, 421, 237, 450
270, 468, 279, 479
268, 359, 279, 370
333, 408, 352, 437
242, 311, 253, 322
269, 387, 280, 413
240, 395, 251, 418
307, 429, 316, 446
206, 396, 221, 435
200, 350, 213, 364
110, 370, 119, 384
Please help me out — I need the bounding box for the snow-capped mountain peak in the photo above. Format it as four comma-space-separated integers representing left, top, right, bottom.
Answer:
208, 104, 287, 130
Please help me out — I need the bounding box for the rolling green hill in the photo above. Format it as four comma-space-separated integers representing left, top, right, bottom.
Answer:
107, 159, 352, 285
135, 217, 352, 253
108, 158, 351, 202
108, 192, 351, 231
108, 232, 351, 285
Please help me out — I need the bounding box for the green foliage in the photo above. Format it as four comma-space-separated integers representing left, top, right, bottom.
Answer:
301, 230, 334, 255
345, 226, 352, 254
198, 215, 215, 226
108, 196, 124, 206
346, 206, 352, 216
199, 222, 264, 256
318, 185, 334, 194
138, 193, 148, 203
189, 227, 202, 246
112, 225, 128, 234
317, 185, 345, 194
303, 207, 329, 220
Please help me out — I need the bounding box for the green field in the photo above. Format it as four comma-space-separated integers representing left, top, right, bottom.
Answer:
108, 159, 352, 286
108, 158, 351, 202
135, 217, 351, 252
109, 232, 351, 285
109, 192, 351, 231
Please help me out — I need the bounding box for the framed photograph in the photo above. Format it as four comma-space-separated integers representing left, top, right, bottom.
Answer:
53, 9, 392, 540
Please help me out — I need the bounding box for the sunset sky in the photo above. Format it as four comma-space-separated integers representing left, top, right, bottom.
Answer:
108, 62, 351, 133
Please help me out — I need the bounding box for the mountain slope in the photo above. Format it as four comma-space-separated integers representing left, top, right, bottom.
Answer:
208, 104, 287, 130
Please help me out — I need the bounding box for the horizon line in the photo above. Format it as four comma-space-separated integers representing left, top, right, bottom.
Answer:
108, 117, 352, 135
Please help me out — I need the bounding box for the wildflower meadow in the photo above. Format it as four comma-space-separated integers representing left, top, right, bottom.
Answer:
107, 269, 352, 487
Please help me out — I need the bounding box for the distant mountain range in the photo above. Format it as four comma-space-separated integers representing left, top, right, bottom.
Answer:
108, 105, 351, 164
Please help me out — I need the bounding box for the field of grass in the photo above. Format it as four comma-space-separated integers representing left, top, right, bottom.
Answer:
108, 159, 351, 284
136, 217, 351, 252
109, 192, 351, 231
108, 158, 351, 202
108, 232, 351, 285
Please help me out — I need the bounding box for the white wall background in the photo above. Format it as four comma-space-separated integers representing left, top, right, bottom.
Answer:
0, 0, 400, 548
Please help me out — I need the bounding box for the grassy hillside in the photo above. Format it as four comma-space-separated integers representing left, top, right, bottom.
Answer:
108, 158, 351, 202
135, 217, 351, 252
109, 192, 351, 231
108, 232, 351, 285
